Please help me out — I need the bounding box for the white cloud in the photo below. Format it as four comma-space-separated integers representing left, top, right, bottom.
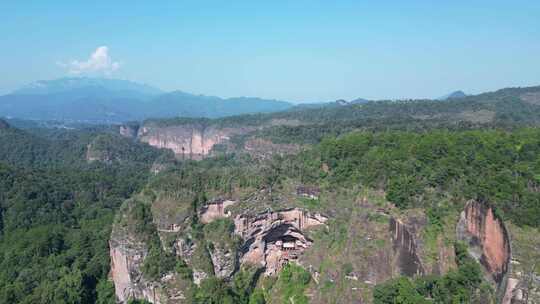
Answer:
59, 46, 121, 75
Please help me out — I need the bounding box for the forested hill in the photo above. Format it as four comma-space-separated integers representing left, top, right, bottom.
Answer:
0, 77, 294, 123
276, 84, 540, 129
0, 122, 171, 168
0, 124, 171, 303
1, 84, 540, 304
142, 84, 540, 145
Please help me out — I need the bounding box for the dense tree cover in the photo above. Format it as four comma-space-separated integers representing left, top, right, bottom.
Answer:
147, 154, 265, 198
292, 128, 540, 227
87, 133, 174, 164
374, 243, 487, 304
256, 87, 540, 145
143, 86, 540, 146
0, 127, 167, 303
175, 263, 309, 304
1, 85, 540, 303
0, 164, 151, 303
0, 126, 165, 168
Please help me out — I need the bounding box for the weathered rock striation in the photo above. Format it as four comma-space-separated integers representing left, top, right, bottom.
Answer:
136, 124, 250, 158
389, 217, 425, 277
109, 238, 160, 303
119, 119, 305, 159
457, 200, 512, 301
110, 202, 327, 303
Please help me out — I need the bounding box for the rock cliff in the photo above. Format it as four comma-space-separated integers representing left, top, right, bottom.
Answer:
119, 119, 305, 159
109, 198, 169, 304
109, 239, 160, 303
119, 123, 140, 139
136, 123, 251, 158
199, 199, 236, 224
110, 196, 327, 303
112, 189, 522, 304
389, 217, 425, 277
457, 200, 512, 300
234, 208, 328, 275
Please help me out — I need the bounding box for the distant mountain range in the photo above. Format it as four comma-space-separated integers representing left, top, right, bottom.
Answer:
0, 78, 293, 123
439, 90, 467, 100
0, 77, 480, 124
13, 77, 163, 98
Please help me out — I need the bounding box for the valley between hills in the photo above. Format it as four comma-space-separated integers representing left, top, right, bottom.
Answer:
1, 83, 540, 303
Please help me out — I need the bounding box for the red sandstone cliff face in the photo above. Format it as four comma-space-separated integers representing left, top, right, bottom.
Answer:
110, 204, 327, 303
136, 124, 251, 158
457, 200, 511, 296
120, 119, 304, 159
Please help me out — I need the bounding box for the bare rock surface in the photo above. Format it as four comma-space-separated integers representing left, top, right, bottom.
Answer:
234, 208, 327, 275
389, 217, 425, 277
457, 200, 512, 301
109, 239, 160, 303
200, 199, 236, 224
137, 124, 251, 158
208, 245, 237, 278
120, 124, 140, 139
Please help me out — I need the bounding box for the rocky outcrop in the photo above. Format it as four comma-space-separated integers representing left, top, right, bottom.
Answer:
200, 199, 236, 224
120, 119, 306, 159
120, 123, 140, 139
457, 200, 512, 299
137, 124, 251, 158
111, 197, 327, 303
389, 217, 425, 277
234, 208, 327, 275
208, 245, 237, 278
109, 239, 161, 303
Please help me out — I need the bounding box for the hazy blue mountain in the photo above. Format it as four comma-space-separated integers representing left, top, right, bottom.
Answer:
288, 97, 370, 111
334, 98, 370, 106
147, 91, 292, 118
13, 77, 162, 98
439, 90, 467, 100
0, 91, 145, 123
350, 97, 370, 104
0, 77, 294, 123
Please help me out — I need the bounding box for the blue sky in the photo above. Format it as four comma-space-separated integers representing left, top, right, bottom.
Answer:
1, 1, 539, 102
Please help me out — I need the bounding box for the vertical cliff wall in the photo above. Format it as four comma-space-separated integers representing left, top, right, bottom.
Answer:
457, 200, 512, 299
109, 239, 161, 303
389, 217, 425, 277
135, 124, 251, 158
110, 204, 327, 303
